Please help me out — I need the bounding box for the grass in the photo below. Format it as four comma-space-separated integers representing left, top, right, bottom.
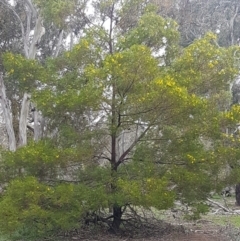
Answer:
204, 194, 240, 228
211, 215, 240, 227
147, 194, 240, 229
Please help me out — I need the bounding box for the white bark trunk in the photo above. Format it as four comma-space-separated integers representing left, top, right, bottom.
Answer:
33, 108, 44, 141
18, 93, 31, 147
28, 15, 45, 59
1, 0, 63, 149
230, 5, 238, 46
18, 1, 45, 144
54, 30, 64, 57
0, 73, 16, 151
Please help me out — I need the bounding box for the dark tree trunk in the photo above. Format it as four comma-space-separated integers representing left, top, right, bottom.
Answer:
109, 164, 123, 232
235, 183, 240, 206
111, 205, 123, 232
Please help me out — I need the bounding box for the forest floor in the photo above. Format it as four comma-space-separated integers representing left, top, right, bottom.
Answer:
68, 220, 231, 241
60, 196, 240, 241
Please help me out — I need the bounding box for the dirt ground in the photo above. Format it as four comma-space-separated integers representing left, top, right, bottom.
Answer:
67, 219, 232, 241
61, 197, 240, 241
69, 227, 230, 241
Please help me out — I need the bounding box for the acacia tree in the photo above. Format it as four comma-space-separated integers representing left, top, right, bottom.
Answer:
0, 0, 239, 239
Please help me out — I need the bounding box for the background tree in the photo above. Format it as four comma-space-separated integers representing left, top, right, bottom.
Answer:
0, 0, 89, 150
152, 0, 240, 47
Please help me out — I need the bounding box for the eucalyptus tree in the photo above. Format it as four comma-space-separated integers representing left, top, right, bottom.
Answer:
153, 0, 240, 47
0, 0, 89, 150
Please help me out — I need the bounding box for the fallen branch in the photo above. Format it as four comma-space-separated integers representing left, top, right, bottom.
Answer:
207, 198, 230, 212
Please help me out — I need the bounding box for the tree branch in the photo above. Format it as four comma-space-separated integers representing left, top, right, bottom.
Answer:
24, 0, 37, 18
207, 198, 230, 212
0, 0, 28, 56
116, 124, 151, 167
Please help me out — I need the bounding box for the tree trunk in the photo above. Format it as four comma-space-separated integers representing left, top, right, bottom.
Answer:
235, 183, 240, 206
0, 73, 16, 151
18, 93, 31, 147
111, 205, 123, 232
28, 15, 44, 59
229, 5, 238, 46
33, 108, 45, 140
110, 163, 123, 232
20, 2, 44, 145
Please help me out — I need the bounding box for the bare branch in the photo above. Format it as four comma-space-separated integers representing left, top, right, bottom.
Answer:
0, 0, 28, 56
24, 0, 37, 18
116, 124, 151, 167
207, 198, 230, 212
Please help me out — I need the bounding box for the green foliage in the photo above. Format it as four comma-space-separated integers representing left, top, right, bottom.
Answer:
117, 177, 175, 209
170, 33, 239, 95
184, 202, 209, 221
1, 1, 240, 238
0, 140, 62, 182
118, 9, 179, 63
0, 139, 93, 184
31, 37, 103, 120
2, 52, 46, 93
170, 167, 212, 203
0, 176, 109, 240
33, 0, 78, 28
